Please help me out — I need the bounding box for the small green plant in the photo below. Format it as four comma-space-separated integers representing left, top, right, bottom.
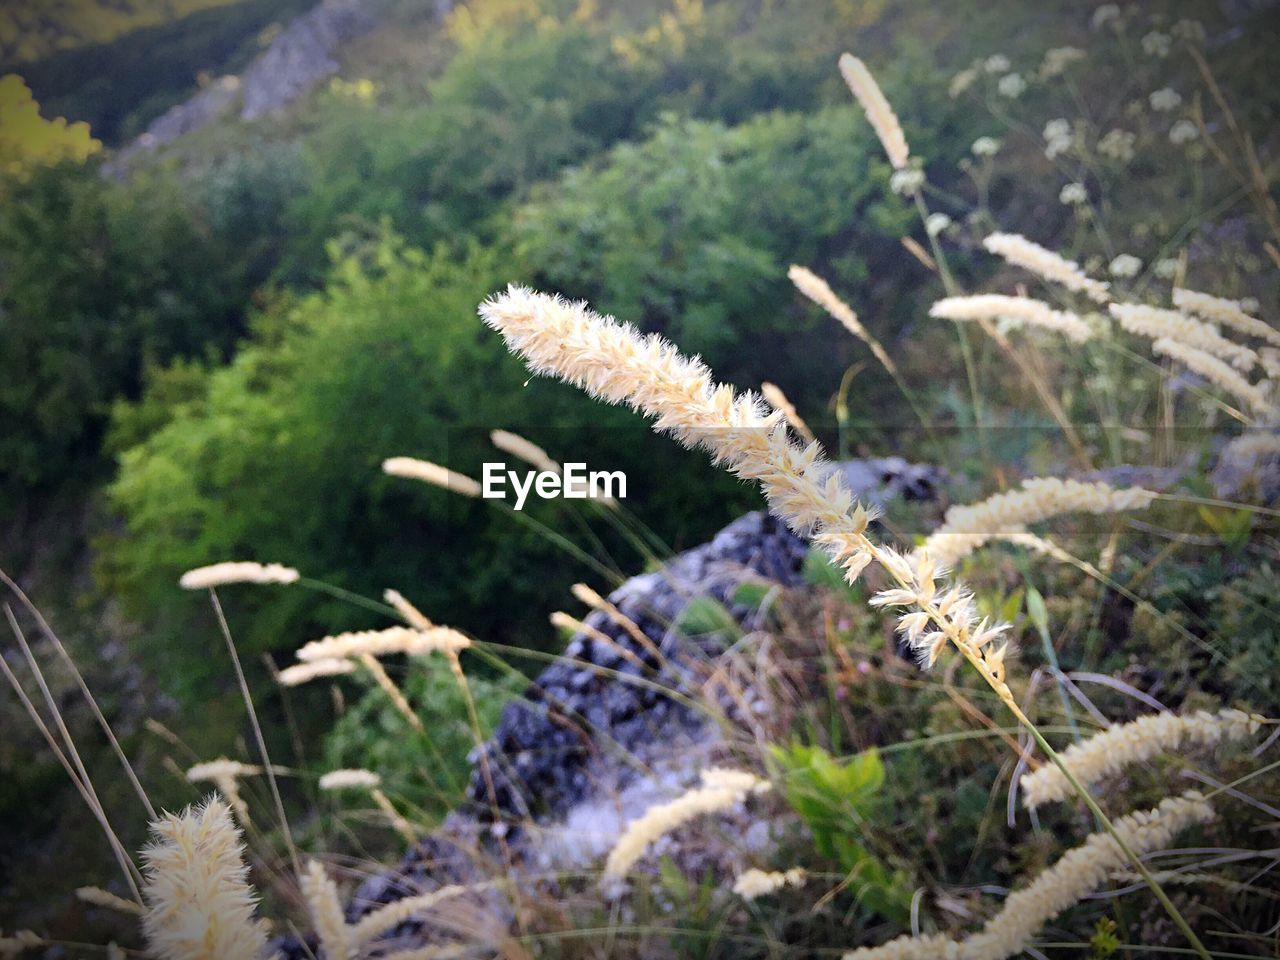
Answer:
769, 743, 911, 922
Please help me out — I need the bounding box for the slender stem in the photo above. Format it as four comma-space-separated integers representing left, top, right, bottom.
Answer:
208, 589, 300, 877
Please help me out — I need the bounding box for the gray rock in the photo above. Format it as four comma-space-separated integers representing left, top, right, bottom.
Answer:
267, 458, 943, 960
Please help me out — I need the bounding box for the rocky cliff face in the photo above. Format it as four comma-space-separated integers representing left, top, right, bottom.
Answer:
109, 0, 383, 170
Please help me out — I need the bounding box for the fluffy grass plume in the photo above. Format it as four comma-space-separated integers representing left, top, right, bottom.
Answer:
382, 457, 482, 497
602, 769, 768, 884
75, 886, 145, 916
1021, 709, 1265, 809
1173, 287, 1280, 347
982, 232, 1110, 303
1150, 337, 1273, 415
479, 285, 881, 586
788, 265, 900, 376
301, 860, 351, 960
837, 53, 910, 168
276, 658, 356, 687
842, 793, 1214, 960
930, 294, 1093, 343
179, 562, 299, 590
318, 769, 382, 791
139, 797, 268, 960
732, 867, 807, 900
915, 477, 1157, 567
1111, 303, 1260, 371
294, 626, 472, 662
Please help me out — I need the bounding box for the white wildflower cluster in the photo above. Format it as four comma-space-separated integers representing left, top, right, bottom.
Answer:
996, 73, 1026, 99
179, 562, 299, 590
1154, 258, 1180, 279
1171, 18, 1205, 42
1021, 709, 1265, 809
983, 54, 1010, 74
1142, 30, 1172, 57
1043, 118, 1072, 160
1098, 128, 1136, 162
1109, 254, 1143, 279
925, 212, 952, 237
839, 53, 910, 169
890, 167, 925, 196
1173, 287, 1280, 348
842, 793, 1214, 960
1058, 182, 1087, 206
1110, 303, 1260, 371
1169, 119, 1199, 145
732, 867, 807, 901
982, 233, 1110, 302
602, 769, 769, 883
1039, 46, 1085, 78
916, 477, 1157, 568
930, 295, 1093, 344
140, 798, 268, 960
971, 136, 1001, 157
1149, 87, 1182, 112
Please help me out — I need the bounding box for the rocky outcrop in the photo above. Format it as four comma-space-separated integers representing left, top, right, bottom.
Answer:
109, 0, 379, 171
262, 458, 946, 958
239, 0, 376, 120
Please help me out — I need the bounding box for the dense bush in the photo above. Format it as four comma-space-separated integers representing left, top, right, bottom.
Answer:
101, 233, 759, 697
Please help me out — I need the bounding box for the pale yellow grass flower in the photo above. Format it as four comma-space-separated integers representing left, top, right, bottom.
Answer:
350, 882, 486, 945
186, 760, 261, 783
789, 265, 900, 376
490, 429, 560, 474
842, 792, 1214, 960
761, 382, 817, 443
930, 295, 1093, 343
1173, 287, 1280, 348
179, 562, 299, 590
76, 886, 144, 916
301, 860, 351, 960
602, 769, 768, 883
295, 625, 472, 662
1223, 431, 1280, 460
1151, 337, 1273, 415
480, 287, 1010, 691
837, 53, 909, 168
732, 867, 807, 900
319, 768, 382, 791
479, 287, 875, 579
982, 233, 1110, 303
1021, 709, 1264, 809
1111, 303, 1259, 371
0, 931, 43, 957
916, 478, 1156, 568
277, 657, 356, 687
140, 797, 268, 960
185, 760, 261, 823
382, 457, 482, 497
384, 588, 434, 629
